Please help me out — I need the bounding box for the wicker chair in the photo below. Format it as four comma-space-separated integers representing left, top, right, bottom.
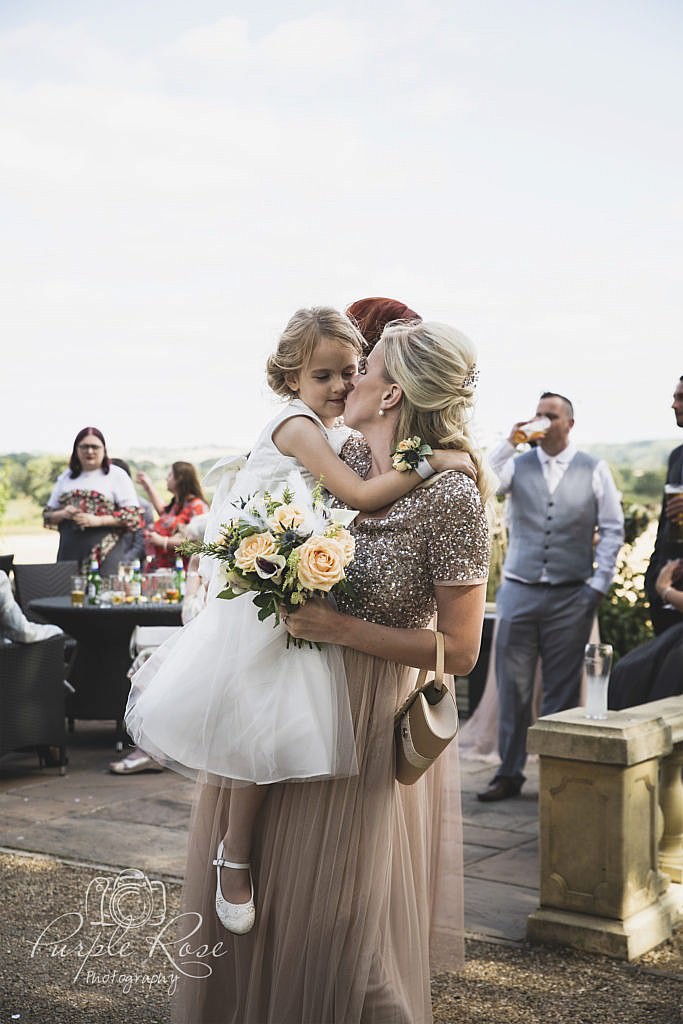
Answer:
13, 562, 78, 623
0, 634, 68, 773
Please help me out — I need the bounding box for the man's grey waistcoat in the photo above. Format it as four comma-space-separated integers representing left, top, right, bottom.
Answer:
503, 449, 598, 584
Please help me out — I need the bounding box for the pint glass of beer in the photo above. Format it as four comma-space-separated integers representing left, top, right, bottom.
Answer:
511, 416, 551, 445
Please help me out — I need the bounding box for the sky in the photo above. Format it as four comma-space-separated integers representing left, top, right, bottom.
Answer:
2, 0, 682, 458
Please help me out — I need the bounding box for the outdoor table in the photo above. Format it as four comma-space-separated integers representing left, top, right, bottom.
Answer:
465, 611, 495, 717
29, 596, 182, 749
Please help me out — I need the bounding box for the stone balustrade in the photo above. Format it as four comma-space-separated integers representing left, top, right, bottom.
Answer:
526, 696, 683, 960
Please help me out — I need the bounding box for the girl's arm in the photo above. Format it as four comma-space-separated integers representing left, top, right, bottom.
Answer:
273, 416, 473, 513
282, 582, 486, 677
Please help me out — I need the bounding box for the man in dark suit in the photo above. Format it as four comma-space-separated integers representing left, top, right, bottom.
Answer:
644, 376, 683, 635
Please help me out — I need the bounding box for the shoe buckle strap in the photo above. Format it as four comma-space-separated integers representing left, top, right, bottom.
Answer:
212, 858, 250, 870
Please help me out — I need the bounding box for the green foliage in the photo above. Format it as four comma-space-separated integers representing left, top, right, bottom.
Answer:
0, 465, 11, 529
24, 456, 67, 507
598, 502, 653, 664
485, 497, 507, 603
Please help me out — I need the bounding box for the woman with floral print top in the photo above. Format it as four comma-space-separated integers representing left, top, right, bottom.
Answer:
43, 426, 142, 574
137, 461, 208, 570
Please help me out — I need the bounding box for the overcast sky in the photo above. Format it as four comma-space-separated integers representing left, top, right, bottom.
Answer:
2, 0, 682, 458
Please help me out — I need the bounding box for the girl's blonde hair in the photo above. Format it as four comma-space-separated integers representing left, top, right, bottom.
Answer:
381, 320, 491, 502
266, 306, 365, 399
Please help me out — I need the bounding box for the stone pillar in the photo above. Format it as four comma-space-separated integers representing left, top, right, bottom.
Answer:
526, 705, 673, 960
659, 743, 683, 884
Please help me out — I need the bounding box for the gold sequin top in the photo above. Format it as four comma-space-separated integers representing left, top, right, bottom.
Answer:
336, 436, 490, 629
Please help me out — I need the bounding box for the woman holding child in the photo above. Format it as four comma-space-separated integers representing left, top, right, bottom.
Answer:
158, 304, 489, 1023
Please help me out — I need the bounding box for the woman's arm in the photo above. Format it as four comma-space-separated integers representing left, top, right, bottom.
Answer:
72, 512, 120, 529
148, 530, 180, 554
273, 417, 474, 512
136, 471, 167, 515
655, 561, 683, 613
283, 582, 486, 677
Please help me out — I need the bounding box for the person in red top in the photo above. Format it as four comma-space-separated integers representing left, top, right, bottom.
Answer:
137, 461, 208, 569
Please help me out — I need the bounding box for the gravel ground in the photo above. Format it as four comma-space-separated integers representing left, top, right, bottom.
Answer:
1, 852, 681, 1024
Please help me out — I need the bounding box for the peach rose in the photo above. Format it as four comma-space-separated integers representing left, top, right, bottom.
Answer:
234, 531, 277, 572
296, 535, 346, 592
269, 503, 306, 533
324, 525, 355, 564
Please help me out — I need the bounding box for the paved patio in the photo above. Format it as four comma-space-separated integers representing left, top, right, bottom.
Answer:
0, 722, 540, 944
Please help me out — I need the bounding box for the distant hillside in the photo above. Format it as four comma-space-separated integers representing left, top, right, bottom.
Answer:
2, 437, 680, 474
582, 439, 680, 472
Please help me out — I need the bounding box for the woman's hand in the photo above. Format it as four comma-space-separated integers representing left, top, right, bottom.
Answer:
50, 504, 78, 524
73, 511, 98, 529
430, 450, 476, 481
148, 531, 168, 550
136, 471, 153, 492
656, 560, 680, 598
280, 598, 346, 645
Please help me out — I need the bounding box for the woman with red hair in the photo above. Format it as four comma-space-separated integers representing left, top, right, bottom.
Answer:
346, 296, 421, 351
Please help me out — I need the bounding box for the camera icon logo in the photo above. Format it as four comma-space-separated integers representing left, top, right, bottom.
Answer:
85, 868, 167, 929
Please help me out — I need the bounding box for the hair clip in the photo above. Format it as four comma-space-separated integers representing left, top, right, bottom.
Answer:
462, 367, 479, 389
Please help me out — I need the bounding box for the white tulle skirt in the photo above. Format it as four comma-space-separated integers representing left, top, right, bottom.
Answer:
124, 594, 358, 786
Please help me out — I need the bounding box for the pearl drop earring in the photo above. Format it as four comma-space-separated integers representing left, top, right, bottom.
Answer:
378, 409, 384, 417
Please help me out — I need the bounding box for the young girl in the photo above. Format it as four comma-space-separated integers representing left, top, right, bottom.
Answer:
125, 306, 474, 935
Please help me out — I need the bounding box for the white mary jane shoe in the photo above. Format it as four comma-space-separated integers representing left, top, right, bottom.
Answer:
213, 841, 255, 935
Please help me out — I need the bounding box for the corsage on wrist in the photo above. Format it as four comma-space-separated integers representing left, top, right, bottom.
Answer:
391, 436, 435, 479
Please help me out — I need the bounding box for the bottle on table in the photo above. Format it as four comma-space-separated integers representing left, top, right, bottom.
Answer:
173, 556, 186, 602
86, 557, 101, 605
129, 559, 142, 603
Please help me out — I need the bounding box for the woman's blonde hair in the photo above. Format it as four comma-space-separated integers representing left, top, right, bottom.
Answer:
266, 306, 365, 399
381, 320, 491, 501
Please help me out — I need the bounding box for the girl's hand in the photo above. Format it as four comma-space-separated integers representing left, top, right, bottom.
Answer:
148, 531, 167, 549
430, 450, 476, 481
136, 471, 152, 492
280, 598, 346, 645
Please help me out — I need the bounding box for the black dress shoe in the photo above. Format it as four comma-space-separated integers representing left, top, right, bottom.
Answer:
477, 778, 522, 802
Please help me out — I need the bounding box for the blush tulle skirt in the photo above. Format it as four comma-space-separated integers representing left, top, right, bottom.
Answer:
172, 648, 465, 1024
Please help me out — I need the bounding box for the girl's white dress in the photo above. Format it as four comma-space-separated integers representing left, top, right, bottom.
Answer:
124, 400, 358, 786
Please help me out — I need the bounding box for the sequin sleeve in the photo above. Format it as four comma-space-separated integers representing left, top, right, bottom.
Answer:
425, 473, 490, 585
339, 433, 371, 477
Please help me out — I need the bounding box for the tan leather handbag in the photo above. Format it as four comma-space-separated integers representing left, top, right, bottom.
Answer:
394, 630, 459, 786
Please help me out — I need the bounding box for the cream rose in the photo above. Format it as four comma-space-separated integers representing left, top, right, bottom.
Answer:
269, 503, 306, 534
296, 536, 346, 592
324, 525, 355, 564
234, 531, 277, 572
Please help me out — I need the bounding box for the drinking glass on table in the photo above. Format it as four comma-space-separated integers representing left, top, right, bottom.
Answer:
664, 484, 683, 560
97, 576, 115, 606
118, 562, 134, 582
70, 575, 86, 607
110, 576, 126, 606
584, 643, 613, 720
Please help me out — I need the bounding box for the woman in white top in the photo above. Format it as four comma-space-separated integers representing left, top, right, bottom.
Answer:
43, 426, 141, 574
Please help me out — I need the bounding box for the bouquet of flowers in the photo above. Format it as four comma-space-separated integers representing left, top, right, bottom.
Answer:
182, 481, 356, 646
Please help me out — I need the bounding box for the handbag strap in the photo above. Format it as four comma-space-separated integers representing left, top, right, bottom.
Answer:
415, 629, 445, 692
